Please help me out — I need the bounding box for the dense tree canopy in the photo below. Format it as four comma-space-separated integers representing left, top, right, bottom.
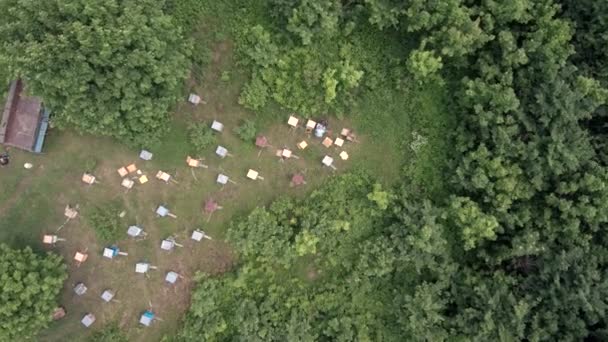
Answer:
0, 0, 190, 145
174, 0, 608, 340
0, 244, 67, 340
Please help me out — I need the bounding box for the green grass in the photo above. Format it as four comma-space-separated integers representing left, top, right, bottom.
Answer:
0, 1, 456, 340
350, 81, 457, 198
0, 37, 399, 341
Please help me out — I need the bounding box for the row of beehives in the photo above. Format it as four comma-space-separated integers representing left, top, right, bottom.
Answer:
44, 204, 214, 328
47, 110, 357, 329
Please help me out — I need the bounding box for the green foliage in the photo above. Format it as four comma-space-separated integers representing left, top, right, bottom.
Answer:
238, 74, 269, 110
220, 71, 231, 82
89, 323, 128, 342
448, 196, 499, 250
0, 0, 190, 146
188, 122, 216, 153
0, 244, 67, 340
406, 50, 443, 83
232, 119, 257, 142
164, 0, 206, 34
235, 6, 364, 114
559, 0, 608, 165
86, 201, 123, 243
178, 0, 608, 340
367, 183, 391, 210
180, 173, 403, 340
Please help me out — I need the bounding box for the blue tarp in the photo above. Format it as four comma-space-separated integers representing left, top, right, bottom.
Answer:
33, 108, 50, 153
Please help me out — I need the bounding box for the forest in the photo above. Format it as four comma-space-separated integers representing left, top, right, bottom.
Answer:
171, 0, 608, 340
0, 0, 607, 340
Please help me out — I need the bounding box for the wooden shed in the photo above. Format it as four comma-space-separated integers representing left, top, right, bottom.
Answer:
0, 80, 50, 153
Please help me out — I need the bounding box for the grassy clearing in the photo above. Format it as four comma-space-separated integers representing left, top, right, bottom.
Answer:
0, 1, 456, 340
352, 81, 457, 199
0, 38, 397, 341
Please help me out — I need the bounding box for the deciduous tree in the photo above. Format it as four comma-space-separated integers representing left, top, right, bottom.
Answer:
0, 0, 190, 145
0, 245, 67, 340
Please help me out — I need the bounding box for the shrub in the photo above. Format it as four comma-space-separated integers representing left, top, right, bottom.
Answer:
233, 119, 257, 142
188, 122, 216, 153
238, 74, 269, 110
86, 201, 123, 243
0, 244, 67, 340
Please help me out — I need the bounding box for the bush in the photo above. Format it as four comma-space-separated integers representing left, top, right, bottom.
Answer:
0, 244, 67, 340
188, 122, 216, 153
233, 119, 257, 142
86, 201, 123, 243
1, 0, 190, 146
238, 74, 269, 110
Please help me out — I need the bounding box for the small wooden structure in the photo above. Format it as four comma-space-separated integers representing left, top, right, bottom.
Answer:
322, 156, 337, 170
160, 237, 183, 251
297, 140, 308, 150
139, 150, 153, 161
188, 93, 202, 105
139, 310, 156, 327
186, 156, 208, 168
211, 120, 224, 132
43, 235, 66, 245
255, 136, 271, 156
64, 205, 79, 219
126, 164, 138, 173
341, 128, 358, 142
138, 175, 149, 184
117, 167, 128, 177
74, 251, 88, 267
156, 205, 177, 218
1, 80, 50, 153
334, 137, 345, 147
127, 225, 147, 238
57, 205, 78, 232
101, 290, 115, 303
322, 137, 333, 148
216, 173, 236, 186
191, 229, 212, 241
81, 173, 97, 185
103, 246, 128, 259
255, 135, 269, 148
290, 173, 306, 187
156, 170, 176, 183
74, 282, 88, 296
215, 145, 231, 158
305, 119, 317, 133
121, 178, 135, 189
217, 173, 228, 185
278, 148, 298, 160
246, 169, 264, 181
165, 271, 181, 284
314, 123, 327, 137
287, 115, 299, 129
156, 170, 170, 182
340, 151, 349, 160
135, 262, 157, 274
81, 313, 96, 328
204, 199, 223, 221
204, 199, 222, 214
